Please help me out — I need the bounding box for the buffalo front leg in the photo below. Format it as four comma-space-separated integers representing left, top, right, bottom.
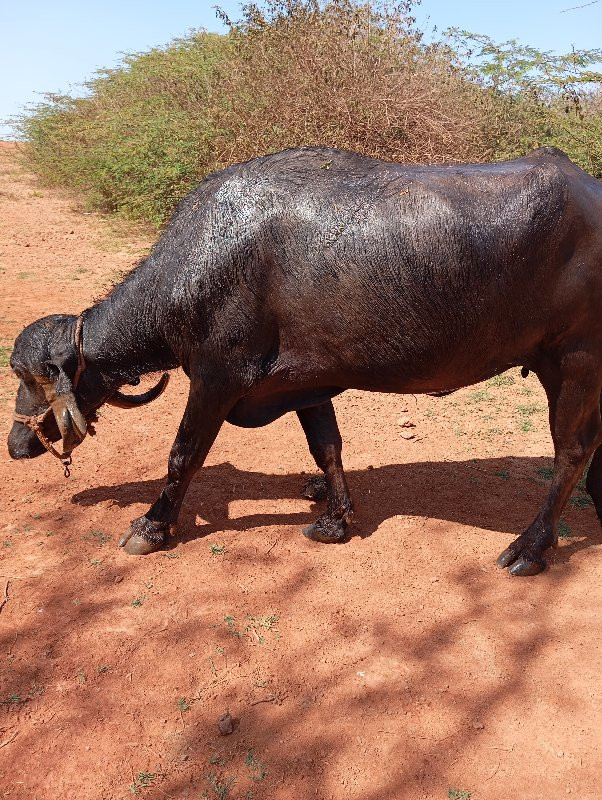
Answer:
497, 354, 602, 576
119, 380, 230, 555
298, 401, 353, 543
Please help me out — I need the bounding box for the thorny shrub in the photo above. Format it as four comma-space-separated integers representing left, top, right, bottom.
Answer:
13, 0, 602, 227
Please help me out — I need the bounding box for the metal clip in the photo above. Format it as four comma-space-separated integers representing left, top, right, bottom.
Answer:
62, 455, 73, 478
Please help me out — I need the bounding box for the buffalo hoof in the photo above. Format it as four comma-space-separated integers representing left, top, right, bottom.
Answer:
301, 475, 328, 501
119, 516, 168, 555
507, 555, 546, 577
303, 516, 347, 543
496, 530, 557, 576
122, 534, 162, 556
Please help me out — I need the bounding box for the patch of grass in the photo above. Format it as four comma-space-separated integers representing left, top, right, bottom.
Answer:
178, 697, 190, 713
162, 552, 179, 559
245, 614, 280, 645
209, 755, 227, 766
203, 773, 235, 800
131, 595, 146, 607
466, 388, 492, 404
448, 790, 471, 800
496, 469, 510, 481
129, 772, 156, 794
487, 373, 515, 388
17, 272, 31, 279
517, 403, 541, 431
558, 520, 572, 539
224, 615, 243, 638
538, 466, 554, 480
96, 664, 110, 674
77, 672, 87, 684
224, 614, 280, 644
245, 751, 267, 782
248, 614, 279, 632
1, 693, 22, 705
209, 543, 226, 555
83, 529, 111, 545
570, 495, 592, 510
89, 558, 103, 567
517, 403, 542, 416
0, 346, 11, 367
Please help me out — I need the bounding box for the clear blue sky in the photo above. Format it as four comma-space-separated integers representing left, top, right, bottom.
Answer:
1, 0, 601, 138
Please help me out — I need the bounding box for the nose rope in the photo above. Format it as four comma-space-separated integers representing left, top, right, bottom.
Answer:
13, 314, 86, 477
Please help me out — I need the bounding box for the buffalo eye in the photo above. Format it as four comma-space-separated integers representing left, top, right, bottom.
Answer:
10, 362, 24, 380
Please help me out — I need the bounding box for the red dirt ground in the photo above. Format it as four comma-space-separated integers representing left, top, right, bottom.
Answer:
1, 141, 601, 800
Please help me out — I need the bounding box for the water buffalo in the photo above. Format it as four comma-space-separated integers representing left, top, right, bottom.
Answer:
7, 146, 602, 576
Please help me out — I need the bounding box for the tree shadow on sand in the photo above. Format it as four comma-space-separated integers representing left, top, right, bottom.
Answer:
4, 455, 601, 799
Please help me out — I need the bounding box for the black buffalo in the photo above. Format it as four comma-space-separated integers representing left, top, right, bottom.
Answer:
8, 146, 602, 576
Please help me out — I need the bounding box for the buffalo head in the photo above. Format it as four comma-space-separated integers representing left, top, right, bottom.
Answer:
8, 314, 169, 461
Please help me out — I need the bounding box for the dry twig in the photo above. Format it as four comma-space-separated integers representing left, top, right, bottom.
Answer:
0, 580, 9, 613
250, 695, 278, 706
0, 732, 18, 749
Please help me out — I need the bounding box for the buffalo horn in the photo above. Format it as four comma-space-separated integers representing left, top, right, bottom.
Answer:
107, 373, 170, 409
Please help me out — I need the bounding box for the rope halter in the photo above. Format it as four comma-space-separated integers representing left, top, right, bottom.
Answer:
13, 315, 87, 477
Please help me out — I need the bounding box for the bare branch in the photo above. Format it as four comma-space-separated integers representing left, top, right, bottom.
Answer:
561, 0, 600, 13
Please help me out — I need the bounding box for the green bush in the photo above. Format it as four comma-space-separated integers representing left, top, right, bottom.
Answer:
17, 33, 227, 226
14, 1, 602, 227
448, 30, 602, 177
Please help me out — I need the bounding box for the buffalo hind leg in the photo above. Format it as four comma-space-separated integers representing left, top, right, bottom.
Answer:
119, 378, 231, 555
297, 401, 353, 543
497, 354, 602, 576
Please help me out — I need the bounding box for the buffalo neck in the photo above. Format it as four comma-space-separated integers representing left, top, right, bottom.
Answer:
81, 265, 178, 381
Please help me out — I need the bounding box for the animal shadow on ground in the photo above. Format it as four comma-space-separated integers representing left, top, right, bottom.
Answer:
71, 456, 602, 567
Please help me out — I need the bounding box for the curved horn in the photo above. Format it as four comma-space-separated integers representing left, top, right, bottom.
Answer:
106, 373, 170, 409
36, 376, 88, 453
